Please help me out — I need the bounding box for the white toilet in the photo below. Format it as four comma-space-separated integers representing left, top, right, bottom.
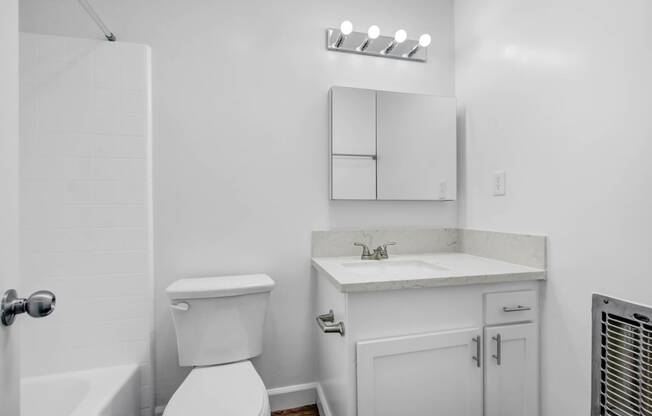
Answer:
163, 274, 275, 416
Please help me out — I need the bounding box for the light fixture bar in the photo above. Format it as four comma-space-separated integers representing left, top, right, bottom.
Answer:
326, 27, 428, 62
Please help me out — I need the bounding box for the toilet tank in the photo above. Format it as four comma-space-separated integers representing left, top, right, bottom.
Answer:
166, 274, 275, 367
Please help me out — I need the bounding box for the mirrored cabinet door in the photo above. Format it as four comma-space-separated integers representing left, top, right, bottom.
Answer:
331, 156, 376, 200
330, 87, 377, 200
331, 87, 376, 156
377, 92, 457, 200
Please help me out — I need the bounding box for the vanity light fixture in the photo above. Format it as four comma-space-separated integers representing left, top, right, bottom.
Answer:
333, 20, 353, 48
326, 24, 428, 62
358, 25, 380, 52
382, 29, 407, 55
407, 33, 432, 58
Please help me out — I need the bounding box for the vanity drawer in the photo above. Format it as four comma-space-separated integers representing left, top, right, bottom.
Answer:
485, 290, 537, 325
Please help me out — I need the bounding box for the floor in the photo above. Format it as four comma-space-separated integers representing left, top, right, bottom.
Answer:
272, 405, 320, 416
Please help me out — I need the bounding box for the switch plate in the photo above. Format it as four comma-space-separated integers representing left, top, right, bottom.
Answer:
493, 171, 506, 196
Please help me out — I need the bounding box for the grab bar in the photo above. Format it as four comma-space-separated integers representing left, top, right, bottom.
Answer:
316, 310, 345, 336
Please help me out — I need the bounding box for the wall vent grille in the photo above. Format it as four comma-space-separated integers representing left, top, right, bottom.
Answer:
592, 294, 652, 416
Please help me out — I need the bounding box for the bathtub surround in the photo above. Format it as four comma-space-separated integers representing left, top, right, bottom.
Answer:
0, 0, 20, 414
19, 34, 153, 415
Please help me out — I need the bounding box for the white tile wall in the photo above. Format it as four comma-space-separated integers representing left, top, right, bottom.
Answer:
19, 33, 153, 415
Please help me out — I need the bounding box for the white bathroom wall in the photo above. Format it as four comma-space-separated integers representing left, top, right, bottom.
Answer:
0, 1, 20, 414
19, 0, 457, 405
19, 34, 154, 415
455, 1, 652, 414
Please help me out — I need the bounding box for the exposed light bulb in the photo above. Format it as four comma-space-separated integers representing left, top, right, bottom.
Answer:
367, 25, 380, 40
340, 20, 353, 35
419, 33, 432, 47
394, 29, 407, 43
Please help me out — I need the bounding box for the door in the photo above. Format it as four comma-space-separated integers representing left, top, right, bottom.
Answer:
357, 328, 483, 416
0, 0, 20, 414
484, 323, 539, 416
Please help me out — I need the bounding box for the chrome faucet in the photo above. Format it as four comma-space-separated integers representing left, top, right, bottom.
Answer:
354, 242, 397, 260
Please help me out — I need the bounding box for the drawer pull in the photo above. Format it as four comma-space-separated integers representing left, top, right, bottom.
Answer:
316, 310, 345, 336
503, 305, 531, 313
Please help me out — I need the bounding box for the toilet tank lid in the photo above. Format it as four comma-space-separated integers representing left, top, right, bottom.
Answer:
166, 274, 275, 300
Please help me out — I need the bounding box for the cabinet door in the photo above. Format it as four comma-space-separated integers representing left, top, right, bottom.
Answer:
330, 87, 377, 200
484, 323, 539, 416
331, 86, 376, 155
357, 328, 483, 416
376, 91, 457, 201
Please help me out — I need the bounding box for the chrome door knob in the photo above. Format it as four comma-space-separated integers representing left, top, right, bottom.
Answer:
25, 290, 56, 318
1, 289, 56, 326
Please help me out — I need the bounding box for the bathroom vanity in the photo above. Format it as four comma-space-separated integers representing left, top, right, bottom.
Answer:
311, 229, 546, 416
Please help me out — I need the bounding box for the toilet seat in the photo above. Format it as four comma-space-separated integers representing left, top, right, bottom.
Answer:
163, 361, 270, 416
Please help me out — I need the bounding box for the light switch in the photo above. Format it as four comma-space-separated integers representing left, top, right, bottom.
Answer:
493, 171, 506, 196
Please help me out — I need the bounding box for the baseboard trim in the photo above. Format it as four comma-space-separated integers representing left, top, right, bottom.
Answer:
268, 382, 318, 412
315, 383, 333, 416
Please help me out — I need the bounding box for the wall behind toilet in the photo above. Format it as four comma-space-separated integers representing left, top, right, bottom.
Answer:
19, 0, 457, 406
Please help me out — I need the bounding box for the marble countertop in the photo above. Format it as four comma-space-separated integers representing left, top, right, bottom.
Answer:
312, 253, 546, 293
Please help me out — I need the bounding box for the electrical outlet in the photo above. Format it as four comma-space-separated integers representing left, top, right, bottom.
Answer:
493, 171, 506, 196
439, 181, 447, 200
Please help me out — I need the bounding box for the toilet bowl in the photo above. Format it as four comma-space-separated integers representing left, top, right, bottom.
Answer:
163, 361, 270, 416
163, 274, 275, 416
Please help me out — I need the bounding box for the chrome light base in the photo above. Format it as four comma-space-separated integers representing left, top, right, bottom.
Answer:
326, 29, 427, 62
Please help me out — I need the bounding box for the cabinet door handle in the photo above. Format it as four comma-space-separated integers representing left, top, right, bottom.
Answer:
472, 336, 481, 368
503, 305, 531, 312
492, 333, 502, 365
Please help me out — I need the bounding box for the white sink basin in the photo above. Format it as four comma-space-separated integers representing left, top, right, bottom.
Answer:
341, 260, 450, 278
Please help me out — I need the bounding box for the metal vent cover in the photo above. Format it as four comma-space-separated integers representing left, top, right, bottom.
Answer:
592, 294, 652, 416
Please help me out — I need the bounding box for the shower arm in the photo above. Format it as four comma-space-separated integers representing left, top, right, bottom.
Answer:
77, 0, 116, 42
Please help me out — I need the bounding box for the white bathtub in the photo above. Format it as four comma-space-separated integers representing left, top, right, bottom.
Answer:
21, 364, 140, 416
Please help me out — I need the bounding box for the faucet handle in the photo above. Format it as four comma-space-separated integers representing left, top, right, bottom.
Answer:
354, 242, 373, 259
376, 242, 397, 259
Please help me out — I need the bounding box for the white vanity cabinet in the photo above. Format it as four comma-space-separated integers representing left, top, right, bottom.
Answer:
484, 323, 539, 416
314, 274, 541, 416
357, 328, 483, 416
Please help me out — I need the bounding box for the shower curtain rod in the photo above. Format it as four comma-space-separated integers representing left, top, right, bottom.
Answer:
77, 0, 116, 42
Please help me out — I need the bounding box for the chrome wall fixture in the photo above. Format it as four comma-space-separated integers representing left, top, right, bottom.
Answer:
78, 0, 116, 42
316, 310, 345, 336
326, 21, 431, 62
